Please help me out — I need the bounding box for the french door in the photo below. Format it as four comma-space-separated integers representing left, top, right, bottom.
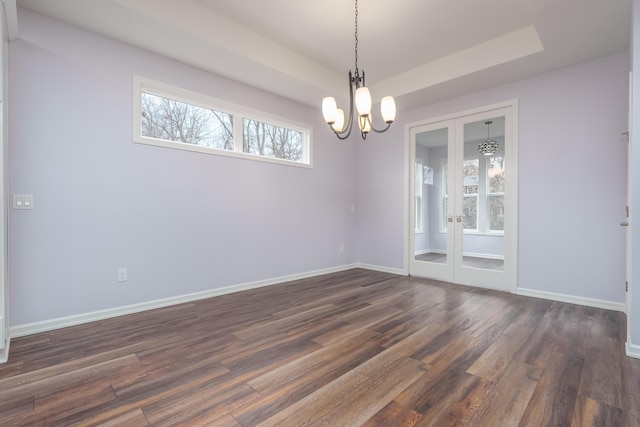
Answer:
408, 103, 517, 291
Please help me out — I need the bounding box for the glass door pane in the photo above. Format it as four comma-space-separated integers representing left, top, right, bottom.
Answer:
460, 116, 505, 272
410, 120, 455, 281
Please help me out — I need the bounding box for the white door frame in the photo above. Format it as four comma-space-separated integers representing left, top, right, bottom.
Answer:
404, 100, 519, 292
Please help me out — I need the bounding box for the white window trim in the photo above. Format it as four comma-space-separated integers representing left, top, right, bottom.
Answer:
133, 76, 313, 168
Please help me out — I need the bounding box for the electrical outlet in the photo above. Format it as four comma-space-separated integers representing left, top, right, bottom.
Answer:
117, 268, 127, 282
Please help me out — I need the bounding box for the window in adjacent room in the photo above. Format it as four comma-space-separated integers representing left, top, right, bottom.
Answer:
441, 156, 504, 235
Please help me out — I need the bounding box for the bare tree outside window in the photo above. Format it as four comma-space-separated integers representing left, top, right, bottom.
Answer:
135, 78, 311, 166
462, 159, 479, 230
488, 156, 505, 231
141, 93, 233, 150
243, 119, 303, 161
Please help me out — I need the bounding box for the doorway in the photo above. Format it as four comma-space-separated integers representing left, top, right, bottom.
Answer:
407, 102, 518, 292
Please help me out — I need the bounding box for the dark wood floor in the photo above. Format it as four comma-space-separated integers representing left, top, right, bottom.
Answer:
1, 269, 639, 426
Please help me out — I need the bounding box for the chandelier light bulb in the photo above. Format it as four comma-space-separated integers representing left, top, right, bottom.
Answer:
359, 115, 371, 133
355, 87, 372, 116
381, 96, 396, 123
333, 108, 345, 132
322, 97, 337, 124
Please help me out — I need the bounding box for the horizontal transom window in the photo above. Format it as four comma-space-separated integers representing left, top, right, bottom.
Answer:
133, 76, 312, 167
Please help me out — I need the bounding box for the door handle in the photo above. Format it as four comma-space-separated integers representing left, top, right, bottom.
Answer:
447, 216, 453, 223
621, 221, 629, 227
456, 216, 462, 223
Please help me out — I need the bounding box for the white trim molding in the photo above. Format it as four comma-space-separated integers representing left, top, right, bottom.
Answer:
626, 340, 640, 359
0, 336, 9, 363
1, 0, 18, 41
516, 287, 626, 312
9, 264, 359, 338
355, 263, 407, 276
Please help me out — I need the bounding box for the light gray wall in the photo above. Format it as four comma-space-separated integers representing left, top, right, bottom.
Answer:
8, 9, 357, 326
357, 51, 629, 304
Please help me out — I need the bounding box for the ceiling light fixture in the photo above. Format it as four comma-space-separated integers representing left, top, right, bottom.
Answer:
321, 0, 396, 140
478, 120, 499, 155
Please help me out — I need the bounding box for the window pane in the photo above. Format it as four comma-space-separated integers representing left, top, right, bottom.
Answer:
463, 159, 479, 194
488, 156, 505, 193
489, 195, 505, 231
141, 92, 233, 150
242, 119, 303, 162
415, 162, 423, 198
442, 162, 448, 231
415, 161, 423, 232
463, 195, 477, 229
443, 196, 448, 231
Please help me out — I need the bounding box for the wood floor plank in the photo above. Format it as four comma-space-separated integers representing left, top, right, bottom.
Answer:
467, 360, 542, 426
570, 395, 624, 427
255, 356, 424, 426
0, 353, 141, 405
0, 345, 143, 395
233, 349, 387, 426
518, 351, 584, 426
96, 409, 150, 427
247, 328, 381, 393
232, 303, 338, 341
465, 324, 534, 381
414, 375, 493, 427
0, 395, 33, 425
310, 303, 404, 346
393, 334, 494, 417
579, 335, 623, 409
34, 385, 119, 425
1, 268, 638, 426
620, 342, 640, 420
361, 400, 422, 427
144, 383, 259, 426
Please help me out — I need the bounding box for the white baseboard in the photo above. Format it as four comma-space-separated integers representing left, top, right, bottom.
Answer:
0, 337, 9, 363
9, 264, 360, 338
463, 252, 504, 260
516, 288, 625, 312
0, 316, 7, 363
626, 341, 640, 359
355, 263, 407, 276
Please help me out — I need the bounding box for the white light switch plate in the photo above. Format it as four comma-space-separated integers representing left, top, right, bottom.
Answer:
13, 194, 34, 210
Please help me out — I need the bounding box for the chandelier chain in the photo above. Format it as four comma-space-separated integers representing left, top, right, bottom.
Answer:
354, 0, 359, 76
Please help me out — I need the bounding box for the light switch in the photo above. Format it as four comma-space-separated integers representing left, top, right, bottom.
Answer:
13, 194, 34, 210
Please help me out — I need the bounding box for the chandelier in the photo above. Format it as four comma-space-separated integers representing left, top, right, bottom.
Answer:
321, 0, 396, 140
478, 120, 499, 155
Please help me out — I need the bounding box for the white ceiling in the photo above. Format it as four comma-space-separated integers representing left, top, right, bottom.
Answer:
15, 0, 632, 110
